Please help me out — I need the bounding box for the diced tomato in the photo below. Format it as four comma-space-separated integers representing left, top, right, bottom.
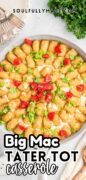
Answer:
48, 112, 55, 121
66, 91, 73, 98
44, 74, 51, 83
30, 82, 38, 90
59, 129, 68, 138
24, 38, 33, 46
44, 134, 50, 138
43, 54, 49, 59
13, 80, 21, 87
37, 92, 43, 100
31, 95, 38, 101
30, 82, 53, 92
38, 83, 53, 91
76, 84, 84, 92
37, 84, 44, 91
64, 58, 71, 65
0, 66, 3, 72
13, 58, 22, 65
20, 101, 29, 109
18, 125, 27, 131
45, 93, 53, 102
43, 83, 53, 91
55, 45, 62, 54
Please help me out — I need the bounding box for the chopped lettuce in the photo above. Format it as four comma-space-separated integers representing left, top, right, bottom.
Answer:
34, 77, 41, 84
31, 51, 44, 60
28, 111, 36, 123
43, 108, 49, 117
62, 77, 70, 83
9, 87, 19, 93
83, 77, 86, 83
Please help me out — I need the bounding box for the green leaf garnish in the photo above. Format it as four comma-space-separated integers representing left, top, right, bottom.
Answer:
48, 0, 86, 39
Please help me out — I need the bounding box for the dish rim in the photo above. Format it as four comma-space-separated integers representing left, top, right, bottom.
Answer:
0, 34, 86, 144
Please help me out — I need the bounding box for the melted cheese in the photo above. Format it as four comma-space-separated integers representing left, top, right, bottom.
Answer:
80, 96, 86, 106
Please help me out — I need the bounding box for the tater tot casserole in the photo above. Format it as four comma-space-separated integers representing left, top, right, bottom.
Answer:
0, 38, 86, 139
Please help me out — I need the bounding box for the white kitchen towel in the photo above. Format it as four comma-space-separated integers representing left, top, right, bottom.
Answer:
60, 132, 86, 180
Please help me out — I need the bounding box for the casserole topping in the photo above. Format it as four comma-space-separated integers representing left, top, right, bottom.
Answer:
0, 39, 86, 139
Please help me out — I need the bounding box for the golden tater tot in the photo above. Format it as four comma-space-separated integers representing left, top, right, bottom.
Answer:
40, 40, 49, 52
32, 40, 40, 52
6, 118, 18, 130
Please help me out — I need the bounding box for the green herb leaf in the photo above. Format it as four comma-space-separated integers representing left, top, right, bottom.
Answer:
48, 0, 86, 39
